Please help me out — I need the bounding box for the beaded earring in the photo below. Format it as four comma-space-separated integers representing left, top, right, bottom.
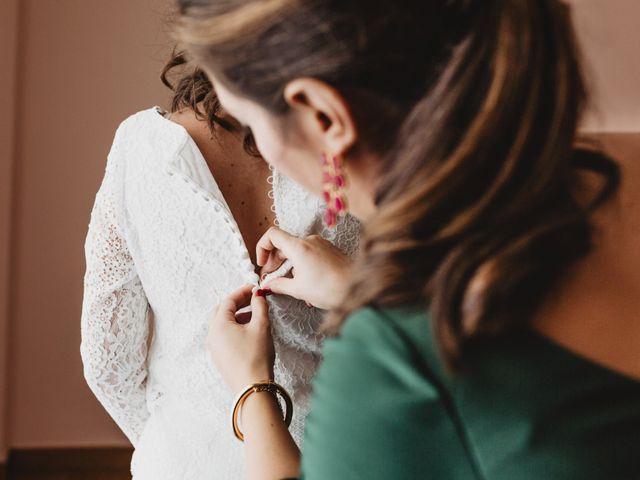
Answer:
321, 152, 348, 228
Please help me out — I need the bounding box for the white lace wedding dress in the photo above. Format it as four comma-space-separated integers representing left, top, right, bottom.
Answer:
80, 107, 360, 479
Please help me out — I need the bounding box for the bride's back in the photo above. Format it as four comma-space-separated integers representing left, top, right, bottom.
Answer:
80, 105, 361, 479
166, 107, 275, 266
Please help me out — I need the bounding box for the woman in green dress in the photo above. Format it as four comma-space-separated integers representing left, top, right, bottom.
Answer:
175, 0, 640, 478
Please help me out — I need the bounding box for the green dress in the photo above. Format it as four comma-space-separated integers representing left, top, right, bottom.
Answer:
300, 307, 640, 479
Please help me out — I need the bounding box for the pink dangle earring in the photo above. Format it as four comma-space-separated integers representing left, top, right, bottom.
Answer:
321, 152, 348, 228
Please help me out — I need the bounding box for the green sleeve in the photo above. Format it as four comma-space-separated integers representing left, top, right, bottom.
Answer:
299, 308, 477, 480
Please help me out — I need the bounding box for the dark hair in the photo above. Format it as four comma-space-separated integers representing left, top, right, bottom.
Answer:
160, 49, 259, 155
176, 0, 619, 369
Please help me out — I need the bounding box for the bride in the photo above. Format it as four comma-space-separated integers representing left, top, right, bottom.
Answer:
79, 51, 360, 480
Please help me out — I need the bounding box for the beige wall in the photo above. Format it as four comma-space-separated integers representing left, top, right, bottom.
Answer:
0, 0, 20, 463
5, 0, 172, 450
572, 0, 640, 132
0, 0, 637, 456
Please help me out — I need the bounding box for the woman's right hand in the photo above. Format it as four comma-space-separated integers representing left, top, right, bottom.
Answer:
257, 227, 353, 310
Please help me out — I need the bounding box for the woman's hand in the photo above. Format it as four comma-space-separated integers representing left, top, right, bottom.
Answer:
207, 285, 275, 395
208, 285, 301, 478
257, 227, 353, 310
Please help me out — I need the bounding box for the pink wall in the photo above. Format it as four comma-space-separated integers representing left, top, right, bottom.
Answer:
0, 0, 20, 463
572, 0, 640, 132
5, 0, 172, 450
0, 0, 637, 456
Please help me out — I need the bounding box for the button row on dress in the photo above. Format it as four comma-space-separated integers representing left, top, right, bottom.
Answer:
167, 166, 256, 275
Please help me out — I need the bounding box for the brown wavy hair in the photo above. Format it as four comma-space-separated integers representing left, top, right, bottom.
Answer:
175, 0, 620, 369
160, 49, 259, 155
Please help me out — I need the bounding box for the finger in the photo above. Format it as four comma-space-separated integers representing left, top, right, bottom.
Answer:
218, 285, 254, 319
262, 276, 300, 300
259, 250, 288, 280
250, 290, 270, 330
256, 227, 300, 267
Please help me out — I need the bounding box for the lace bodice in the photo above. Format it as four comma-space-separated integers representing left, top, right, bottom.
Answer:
80, 107, 360, 479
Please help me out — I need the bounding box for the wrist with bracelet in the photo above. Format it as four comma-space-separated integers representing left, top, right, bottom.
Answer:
231, 380, 293, 442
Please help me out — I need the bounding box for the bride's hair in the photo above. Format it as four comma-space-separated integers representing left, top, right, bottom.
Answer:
160, 49, 259, 155
176, 0, 620, 369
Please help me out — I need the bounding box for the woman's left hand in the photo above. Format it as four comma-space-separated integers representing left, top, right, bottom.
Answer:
207, 285, 275, 395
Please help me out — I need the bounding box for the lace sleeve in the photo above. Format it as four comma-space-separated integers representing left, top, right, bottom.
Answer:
80, 141, 150, 445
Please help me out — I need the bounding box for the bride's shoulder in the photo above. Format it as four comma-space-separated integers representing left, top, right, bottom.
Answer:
109, 106, 189, 158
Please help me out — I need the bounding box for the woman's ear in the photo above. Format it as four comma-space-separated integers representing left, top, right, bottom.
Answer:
283, 78, 357, 156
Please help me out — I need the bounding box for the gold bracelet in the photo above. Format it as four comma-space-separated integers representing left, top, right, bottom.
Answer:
231, 380, 293, 442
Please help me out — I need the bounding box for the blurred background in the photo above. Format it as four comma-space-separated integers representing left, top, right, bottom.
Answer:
0, 0, 173, 477
0, 0, 637, 478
